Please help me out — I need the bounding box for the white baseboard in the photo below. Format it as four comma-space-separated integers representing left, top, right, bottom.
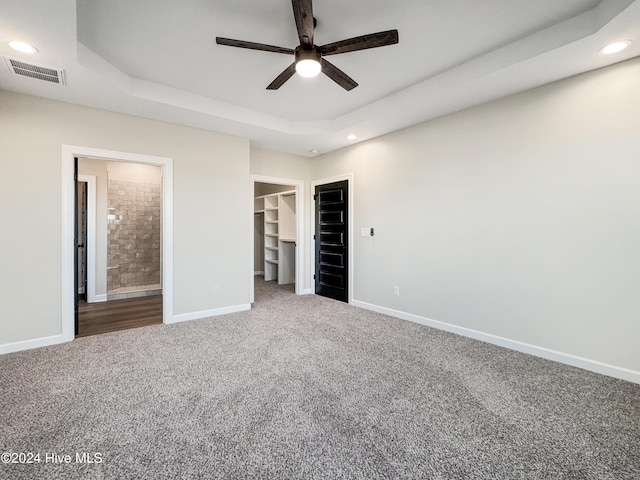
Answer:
254, 271, 264, 276
87, 294, 107, 303
299, 289, 313, 295
351, 299, 640, 385
167, 304, 251, 325
0, 334, 66, 355
1, 303, 252, 354
107, 290, 160, 301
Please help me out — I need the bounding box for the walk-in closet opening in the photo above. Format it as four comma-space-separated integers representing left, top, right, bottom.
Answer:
252, 177, 304, 303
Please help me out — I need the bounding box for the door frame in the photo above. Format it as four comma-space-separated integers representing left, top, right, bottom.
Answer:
250, 175, 305, 303
311, 173, 354, 304
62, 145, 174, 342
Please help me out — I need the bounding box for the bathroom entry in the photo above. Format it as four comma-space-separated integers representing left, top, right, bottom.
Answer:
75, 158, 163, 337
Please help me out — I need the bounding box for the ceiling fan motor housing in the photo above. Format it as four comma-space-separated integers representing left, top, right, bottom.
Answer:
295, 45, 321, 65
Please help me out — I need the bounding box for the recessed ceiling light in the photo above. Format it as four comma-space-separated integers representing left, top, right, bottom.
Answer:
8, 40, 38, 54
599, 40, 632, 55
346, 134, 357, 140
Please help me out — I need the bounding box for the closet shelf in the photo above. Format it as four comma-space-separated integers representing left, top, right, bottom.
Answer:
265, 233, 278, 237
265, 259, 279, 265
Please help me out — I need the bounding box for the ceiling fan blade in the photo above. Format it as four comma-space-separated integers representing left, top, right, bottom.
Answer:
291, 0, 314, 46
321, 58, 358, 91
319, 29, 399, 56
267, 63, 297, 90
216, 37, 294, 55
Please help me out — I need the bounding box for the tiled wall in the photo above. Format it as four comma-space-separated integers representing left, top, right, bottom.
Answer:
107, 179, 161, 291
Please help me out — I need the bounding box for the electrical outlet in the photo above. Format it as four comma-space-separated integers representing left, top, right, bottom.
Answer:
393, 286, 400, 296
213, 285, 220, 295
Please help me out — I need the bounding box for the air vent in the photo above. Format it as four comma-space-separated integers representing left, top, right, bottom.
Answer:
3, 56, 66, 85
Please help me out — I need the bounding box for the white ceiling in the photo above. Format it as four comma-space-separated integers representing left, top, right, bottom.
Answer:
1, 0, 639, 156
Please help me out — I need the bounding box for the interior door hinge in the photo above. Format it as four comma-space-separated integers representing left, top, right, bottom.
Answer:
313, 194, 317, 200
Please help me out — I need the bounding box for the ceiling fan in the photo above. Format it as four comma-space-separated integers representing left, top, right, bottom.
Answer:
216, 0, 399, 91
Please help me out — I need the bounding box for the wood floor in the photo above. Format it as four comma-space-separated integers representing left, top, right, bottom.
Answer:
77, 295, 163, 337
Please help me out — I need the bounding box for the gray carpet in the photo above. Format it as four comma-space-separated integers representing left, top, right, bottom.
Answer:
1, 278, 639, 480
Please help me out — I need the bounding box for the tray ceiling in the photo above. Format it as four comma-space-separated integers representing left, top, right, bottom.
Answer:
1, 0, 639, 156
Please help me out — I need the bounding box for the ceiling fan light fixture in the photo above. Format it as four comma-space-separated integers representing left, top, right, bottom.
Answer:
295, 46, 321, 78
296, 58, 321, 77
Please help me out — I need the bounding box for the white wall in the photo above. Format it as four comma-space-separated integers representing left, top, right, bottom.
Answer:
254, 214, 264, 273
107, 161, 161, 183
254, 182, 294, 196
0, 91, 250, 347
312, 57, 640, 377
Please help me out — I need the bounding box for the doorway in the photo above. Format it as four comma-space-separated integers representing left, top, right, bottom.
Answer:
62, 145, 174, 343
250, 175, 305, 304
75, 158, 164, 336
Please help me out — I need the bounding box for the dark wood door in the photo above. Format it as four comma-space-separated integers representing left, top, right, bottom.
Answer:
73, 158, 79, 336
315, 180, 348, 302
77, 181, 88, 300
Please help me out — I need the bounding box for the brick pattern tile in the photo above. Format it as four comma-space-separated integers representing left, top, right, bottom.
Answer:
107, 180, 161, 292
